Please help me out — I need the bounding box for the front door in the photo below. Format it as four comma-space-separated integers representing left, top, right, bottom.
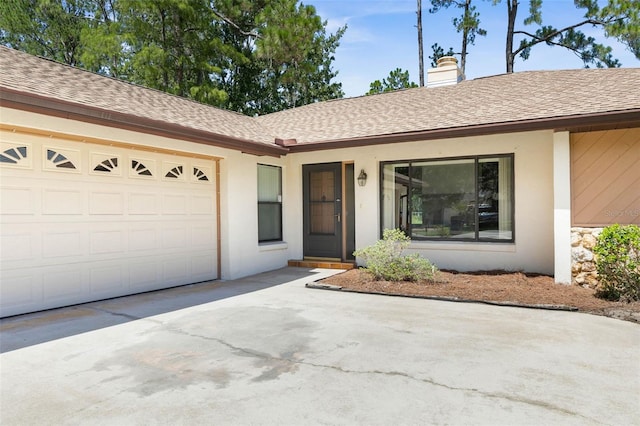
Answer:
303, 163, 342, 259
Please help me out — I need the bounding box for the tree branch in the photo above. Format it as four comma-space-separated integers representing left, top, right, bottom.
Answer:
512, 18, 604, 56
210, 8, 261, 38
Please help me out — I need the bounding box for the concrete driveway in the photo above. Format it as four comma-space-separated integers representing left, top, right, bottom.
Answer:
1, 267, 639, 425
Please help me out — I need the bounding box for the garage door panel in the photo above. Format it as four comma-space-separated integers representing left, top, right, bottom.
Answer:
192, 224, 215, 247
1, 135, 218, 317
0, 186, 34, 215
162, 194, 188, 214
43, 268, 83, 301
0, 273, 37, 309
162, 258, 189, 284
129, 261, 161, 291
191, 255, 217, 281
162, 227, 188, 249
191, 194, 215, 214
128, 227, 159, 252
1, 233, 32, 261
90, 265, 124, 297
129, 193, 159, 215
42, 230, 84, 258
42, 188, 83, 215
89, 229, 125, 255
89, 191, 125, 215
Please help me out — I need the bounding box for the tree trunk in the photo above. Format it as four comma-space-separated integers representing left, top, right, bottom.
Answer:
417, 0, 424, 86
460, 0, 471, 74
506, 0, 518, 73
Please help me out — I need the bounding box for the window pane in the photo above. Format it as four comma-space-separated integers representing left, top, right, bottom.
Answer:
258, 203, 282, 241
381, 156, 514, 242
478, 157, 513, 240
382, 163, 410, 233
410, 159, 475, 239
258, 164, 281, 202
258, 164, 282, 242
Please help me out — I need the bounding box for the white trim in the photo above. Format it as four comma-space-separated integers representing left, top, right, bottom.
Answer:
258, 242, 288, 252
553, 131, 572, 284
409, 241, 516, 253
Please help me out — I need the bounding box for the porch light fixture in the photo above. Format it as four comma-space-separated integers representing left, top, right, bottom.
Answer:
357, 169, 367, 187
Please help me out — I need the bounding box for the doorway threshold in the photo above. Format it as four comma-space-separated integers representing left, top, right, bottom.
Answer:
288, 259, 355, 270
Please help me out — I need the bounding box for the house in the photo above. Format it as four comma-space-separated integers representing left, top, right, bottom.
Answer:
1, 46, 638, 317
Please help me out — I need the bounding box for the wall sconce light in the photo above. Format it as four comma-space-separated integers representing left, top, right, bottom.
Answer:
357, 169, 367, 187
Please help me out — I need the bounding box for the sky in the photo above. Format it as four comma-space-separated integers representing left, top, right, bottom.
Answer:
304, 0, 639, 98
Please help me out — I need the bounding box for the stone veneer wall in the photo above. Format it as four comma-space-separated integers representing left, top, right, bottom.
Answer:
571, 227, 603, 287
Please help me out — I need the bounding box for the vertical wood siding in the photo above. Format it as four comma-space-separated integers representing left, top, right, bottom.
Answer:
571, 128, 640, 226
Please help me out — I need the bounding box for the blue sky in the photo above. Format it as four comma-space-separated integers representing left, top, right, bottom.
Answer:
304, 0, 639, 97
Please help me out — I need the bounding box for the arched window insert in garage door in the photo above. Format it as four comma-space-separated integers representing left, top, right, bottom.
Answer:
0, 123, 225, 292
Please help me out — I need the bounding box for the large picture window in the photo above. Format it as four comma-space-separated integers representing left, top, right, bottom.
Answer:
258, 164, 282, 242
381, 155, 514, 242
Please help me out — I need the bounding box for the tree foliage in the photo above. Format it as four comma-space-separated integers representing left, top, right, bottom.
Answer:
429, 0, 487, 73
0, 0, 345, 114
0, 0, 92, 66
366, 68, 418, 95
429, 43, 456, 67
254, 0, 345, 113
497, 0, 638, 73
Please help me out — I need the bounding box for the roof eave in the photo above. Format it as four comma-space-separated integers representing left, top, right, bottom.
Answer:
0, 88, 288, 157
286, 109, 640, 153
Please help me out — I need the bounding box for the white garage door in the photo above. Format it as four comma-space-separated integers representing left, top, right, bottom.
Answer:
0, 132, 219, 317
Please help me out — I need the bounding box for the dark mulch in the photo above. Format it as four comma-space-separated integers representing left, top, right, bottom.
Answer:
318, 269, 640, 324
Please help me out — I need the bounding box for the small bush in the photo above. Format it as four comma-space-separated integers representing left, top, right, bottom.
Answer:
593, 224, 640, 301
353, 228, 438, 282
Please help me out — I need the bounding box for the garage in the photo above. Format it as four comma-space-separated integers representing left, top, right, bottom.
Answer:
0, 128, 219, 317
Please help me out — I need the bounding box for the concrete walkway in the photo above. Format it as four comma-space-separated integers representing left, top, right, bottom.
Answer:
1, 267, 639, 425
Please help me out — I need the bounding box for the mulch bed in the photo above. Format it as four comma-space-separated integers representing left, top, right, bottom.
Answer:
316, 269, 640, 324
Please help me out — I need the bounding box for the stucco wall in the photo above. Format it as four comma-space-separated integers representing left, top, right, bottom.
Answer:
2, 107, 557, 280
218, 152, 289, 279
288, 130, 555, 275
1, 107, 292, 281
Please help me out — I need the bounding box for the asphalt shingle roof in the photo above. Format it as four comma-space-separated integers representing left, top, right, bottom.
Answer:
0, 46, 276, 145
257, 68, 640, 144
1, 45, 639, 151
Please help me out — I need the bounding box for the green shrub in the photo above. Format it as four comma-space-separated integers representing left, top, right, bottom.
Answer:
593, 224, 640, 301
353, 228, 438, 282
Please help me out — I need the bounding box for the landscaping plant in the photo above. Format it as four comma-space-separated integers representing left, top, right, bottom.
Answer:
593, 224, 640, 301
353, 228, 438, 282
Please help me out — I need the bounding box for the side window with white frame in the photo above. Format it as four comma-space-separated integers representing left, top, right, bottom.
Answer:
258, 164, 282, 243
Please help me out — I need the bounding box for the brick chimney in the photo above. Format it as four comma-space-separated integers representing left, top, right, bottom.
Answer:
426, 56, 465, 88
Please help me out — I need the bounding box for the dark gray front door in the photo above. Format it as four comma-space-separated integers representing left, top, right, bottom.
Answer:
303, 163, 342, 259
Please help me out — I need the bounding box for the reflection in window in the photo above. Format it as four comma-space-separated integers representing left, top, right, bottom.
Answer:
0, 146, 27, 164
165, 165, 183, 178
382, 155, 513, 242
193, 167, 209, 181
47, 149, 76, 169
132, 160, 152, 176
94, 157, 118, 172
258, 164, 282, 242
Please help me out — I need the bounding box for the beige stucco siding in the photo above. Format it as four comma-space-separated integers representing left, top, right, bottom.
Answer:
287, 130, 555, 275
0, 108, 293, 293
571, 128, 640, 226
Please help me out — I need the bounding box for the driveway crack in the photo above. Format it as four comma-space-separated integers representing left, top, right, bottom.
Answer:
87, 307, 163, 324
164, 326, 599, 423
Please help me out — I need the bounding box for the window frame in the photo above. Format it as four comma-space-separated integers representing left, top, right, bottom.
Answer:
379, 154, 515, 243
257, 163, 283, 243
